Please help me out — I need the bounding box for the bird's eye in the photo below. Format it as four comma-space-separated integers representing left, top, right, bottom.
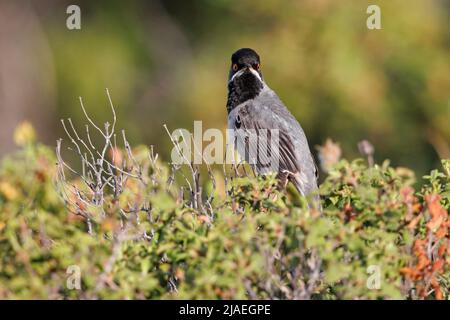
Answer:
232, 64, 238, 71
253, 63, 260, 70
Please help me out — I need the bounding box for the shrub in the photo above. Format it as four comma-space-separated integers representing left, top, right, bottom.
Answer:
0, 121, 448, 299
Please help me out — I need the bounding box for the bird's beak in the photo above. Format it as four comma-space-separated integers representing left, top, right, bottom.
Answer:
229, 65, 262, 82
243, 65, 254, 73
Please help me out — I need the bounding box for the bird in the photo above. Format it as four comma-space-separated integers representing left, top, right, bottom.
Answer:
226, 48, 319, 205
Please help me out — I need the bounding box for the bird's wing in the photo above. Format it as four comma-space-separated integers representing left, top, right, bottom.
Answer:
229, 103, 302, 180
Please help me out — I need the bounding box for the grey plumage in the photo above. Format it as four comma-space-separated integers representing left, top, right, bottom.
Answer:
227, 48, 319, 204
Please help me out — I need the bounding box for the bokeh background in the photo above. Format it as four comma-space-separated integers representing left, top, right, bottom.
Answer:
0, 0, 449, 176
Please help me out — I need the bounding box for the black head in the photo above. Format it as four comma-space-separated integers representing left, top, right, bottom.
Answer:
226, 48, 264, 113
229, 48, 262, 81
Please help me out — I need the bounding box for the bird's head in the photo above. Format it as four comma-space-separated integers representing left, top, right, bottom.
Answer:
228, 48, 263, 84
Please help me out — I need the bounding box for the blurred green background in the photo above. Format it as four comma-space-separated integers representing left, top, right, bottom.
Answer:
0, 0, 449, 175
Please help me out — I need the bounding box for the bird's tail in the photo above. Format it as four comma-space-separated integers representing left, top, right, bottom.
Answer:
291, 175, 322, 211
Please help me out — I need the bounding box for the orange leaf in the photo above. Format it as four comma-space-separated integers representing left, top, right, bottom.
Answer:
432, 260, 444, 272
438, 244, 446, 257
435, 225, 447, 239
416, 255, 430, 270
427, 215, 445, 232
400, 267, 416, 278
425, 194, 448, 232
435, 287, 443, 300
408, 214, 422, 230
431, 279, 443, 300
198, 215, 211, 224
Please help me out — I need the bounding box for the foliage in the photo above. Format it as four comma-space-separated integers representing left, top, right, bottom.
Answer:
0, 125, 448, 299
